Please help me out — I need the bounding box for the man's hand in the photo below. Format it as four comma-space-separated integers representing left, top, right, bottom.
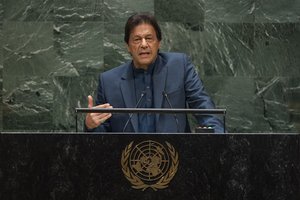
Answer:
85, 95, 112, 129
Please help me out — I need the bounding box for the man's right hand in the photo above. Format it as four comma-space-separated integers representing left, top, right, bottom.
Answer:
85, 95, 113, 129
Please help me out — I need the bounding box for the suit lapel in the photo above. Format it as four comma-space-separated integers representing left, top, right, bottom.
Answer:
153, 56, 168, 127
120, 63, 139, 132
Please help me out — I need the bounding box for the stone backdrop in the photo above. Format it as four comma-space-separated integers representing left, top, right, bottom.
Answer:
1, 0, 299, 132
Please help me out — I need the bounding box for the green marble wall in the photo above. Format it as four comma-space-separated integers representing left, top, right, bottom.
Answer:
0, 0, 299, 132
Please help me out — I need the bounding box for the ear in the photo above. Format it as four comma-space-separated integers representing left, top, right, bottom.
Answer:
158, 40, 161, 49
126, 43, 130, 53
126, 44, 132, 56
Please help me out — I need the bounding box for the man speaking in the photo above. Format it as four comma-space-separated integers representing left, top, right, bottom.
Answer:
85, 13, 224, 133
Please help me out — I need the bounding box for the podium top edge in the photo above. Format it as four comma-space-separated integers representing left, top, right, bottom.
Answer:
1, 132, 299, 135
75, 108, 226, 114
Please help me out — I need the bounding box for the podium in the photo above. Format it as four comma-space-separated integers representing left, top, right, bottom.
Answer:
0, 133, 299, 200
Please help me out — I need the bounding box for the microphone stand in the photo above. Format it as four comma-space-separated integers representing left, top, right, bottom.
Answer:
162, 91, 180, 133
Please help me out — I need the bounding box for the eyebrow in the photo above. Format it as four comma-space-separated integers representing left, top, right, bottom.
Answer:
132, 34, 154, 38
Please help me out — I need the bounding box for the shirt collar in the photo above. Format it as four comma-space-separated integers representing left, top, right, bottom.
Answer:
132, 57, 157, 76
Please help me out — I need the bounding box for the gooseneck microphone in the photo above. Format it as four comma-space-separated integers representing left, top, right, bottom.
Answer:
122, 91, 146, 132
162, 91, 180, 133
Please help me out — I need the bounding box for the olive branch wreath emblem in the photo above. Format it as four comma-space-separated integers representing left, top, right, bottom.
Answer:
121, 141, 179, 191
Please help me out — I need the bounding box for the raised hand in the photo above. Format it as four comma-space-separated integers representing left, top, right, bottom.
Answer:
85, 95, 112, 129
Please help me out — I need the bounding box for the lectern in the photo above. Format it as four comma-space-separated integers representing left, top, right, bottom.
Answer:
0, 133, 299, 200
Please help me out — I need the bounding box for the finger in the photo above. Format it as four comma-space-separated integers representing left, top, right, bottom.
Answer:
93, 105, 113, 118
88, 95, 93, 108
94, 112, 111, 121
85, 112, 99, 129
93, 103, 111, 108
87, 112, 112, 128
89, 105, 113, 126
99, 113, 112, 124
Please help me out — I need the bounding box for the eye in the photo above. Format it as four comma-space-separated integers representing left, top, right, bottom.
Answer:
146, 37, 153, 42
133, 38, 142, 44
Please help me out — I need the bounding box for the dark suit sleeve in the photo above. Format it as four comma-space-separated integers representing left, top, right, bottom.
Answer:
183, 54, 224, 133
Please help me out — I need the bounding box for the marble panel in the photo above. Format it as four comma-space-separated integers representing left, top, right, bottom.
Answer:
0, 23, 2, 62
254, 23, 300, 77
2, 76, 54, 131
0, 23, 2, 131
0, 79, 3, 132
0, 1, 3, 21
155, 0, 204, 28
159, 22, 205, 75
255, 0, 300, 23
204, 0, 255, 23
285, 78, 300, 131
0, 0, 299, 133
52, 76, 98, 131
3, 22, 65, 78
104, 0, 154, 23
255, 77, 299, 132
0, 75, 2, 131
204, 76, 300, 133
204, 77, 271, 133
2, 22, 59, 131
3, 0, 54, 21
202, 22, 255, 76
54, 0, 102, 21
103, 22, 131, 70
53, 21, 104, 76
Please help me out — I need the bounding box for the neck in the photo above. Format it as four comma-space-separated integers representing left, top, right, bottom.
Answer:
134, 65, 148, 70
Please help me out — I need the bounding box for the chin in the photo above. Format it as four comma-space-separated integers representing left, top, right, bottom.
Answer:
138, 59, 151, 65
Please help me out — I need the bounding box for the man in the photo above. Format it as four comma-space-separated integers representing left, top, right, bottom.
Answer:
85, 13, 224, 133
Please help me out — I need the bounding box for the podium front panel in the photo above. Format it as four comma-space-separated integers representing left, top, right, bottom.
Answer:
0, 133, 299, 200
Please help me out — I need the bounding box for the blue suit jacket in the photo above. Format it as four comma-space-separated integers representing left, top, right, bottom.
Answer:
90, 52, 224, 133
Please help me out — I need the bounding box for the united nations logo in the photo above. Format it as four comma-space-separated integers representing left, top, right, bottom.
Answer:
121, 140, 179, 191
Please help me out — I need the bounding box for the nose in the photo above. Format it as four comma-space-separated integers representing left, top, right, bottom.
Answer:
140, 38, 148, 48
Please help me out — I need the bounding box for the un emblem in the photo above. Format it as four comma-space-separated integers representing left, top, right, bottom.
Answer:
121, 140, 179, 191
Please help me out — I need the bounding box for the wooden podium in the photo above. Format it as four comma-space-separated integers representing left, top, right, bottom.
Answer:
0, 133, 299, 200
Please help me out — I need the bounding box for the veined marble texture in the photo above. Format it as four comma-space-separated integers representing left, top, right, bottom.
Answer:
0, 0, 299, 132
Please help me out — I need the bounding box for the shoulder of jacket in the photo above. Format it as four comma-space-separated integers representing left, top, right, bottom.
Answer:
159, 52, 188, 65
101, 60, 130, 76
159, 52, 187, 58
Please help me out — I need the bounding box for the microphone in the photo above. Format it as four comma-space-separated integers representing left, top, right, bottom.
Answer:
162, 91, 180, 133
122, 91, 146, 132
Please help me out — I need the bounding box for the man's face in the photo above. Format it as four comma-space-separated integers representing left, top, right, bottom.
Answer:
126, 23, 161, 70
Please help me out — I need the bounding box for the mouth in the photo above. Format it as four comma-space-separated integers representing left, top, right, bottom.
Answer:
138, 52, 151, 57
